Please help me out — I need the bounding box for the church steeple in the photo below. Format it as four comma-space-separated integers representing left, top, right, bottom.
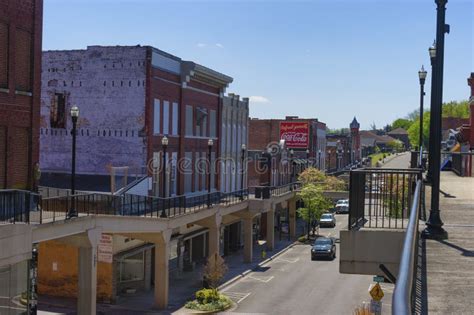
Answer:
350, 117, 360, 130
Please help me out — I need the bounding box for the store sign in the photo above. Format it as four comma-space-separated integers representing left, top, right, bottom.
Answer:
280, 122, 309, 148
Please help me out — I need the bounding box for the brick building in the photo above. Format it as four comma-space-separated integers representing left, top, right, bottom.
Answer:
0, 0, 42, 189
247, 116, 327, 186
40, 46, 233, 194
326, 117, 361, 171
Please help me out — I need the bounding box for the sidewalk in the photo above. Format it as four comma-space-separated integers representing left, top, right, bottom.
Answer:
38, 221, 306, 314
424, 172, 474, 314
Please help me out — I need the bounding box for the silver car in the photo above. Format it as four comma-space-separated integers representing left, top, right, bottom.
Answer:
319, 213, 336, 228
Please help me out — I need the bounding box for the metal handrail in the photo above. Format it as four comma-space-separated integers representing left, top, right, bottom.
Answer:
392, 179, 422, 314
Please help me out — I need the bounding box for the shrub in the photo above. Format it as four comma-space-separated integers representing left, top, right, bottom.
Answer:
195, 288, 219, 305
298, 235, 307, 243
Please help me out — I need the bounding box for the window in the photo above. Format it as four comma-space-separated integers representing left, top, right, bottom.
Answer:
119, 252, 145, 282
163, 101, 169, 134
196, 107, 207, 137
210, 110, 216, 138
15, 29, 31, 91
184, 152, 193, 193
0, 23, 8, 88
50, 93, 66, 129
153, 99, 160, 134
185, 105, 193, 136
172, 102, 179, 135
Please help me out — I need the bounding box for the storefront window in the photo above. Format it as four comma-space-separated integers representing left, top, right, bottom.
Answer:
119, 252, 144, 282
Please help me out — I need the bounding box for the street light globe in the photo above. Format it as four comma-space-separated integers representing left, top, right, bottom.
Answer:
241, 143, 246, 151
418, 65, 427, 80
161, 136, 169, 146
289, 149, 294, 155
70, 105, 79, 118
429, 42, 436, 58
208, 139, 214, 147
306, 149, 310, 154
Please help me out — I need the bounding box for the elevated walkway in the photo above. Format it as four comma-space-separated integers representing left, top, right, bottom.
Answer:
425, 172, 474, 314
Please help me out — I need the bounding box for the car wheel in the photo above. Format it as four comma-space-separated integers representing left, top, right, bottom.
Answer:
333, 252, 336, 259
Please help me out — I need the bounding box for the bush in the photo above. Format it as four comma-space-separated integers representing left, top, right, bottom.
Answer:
185, 290, 232, 312
298, 235, 307, 243
195, 288, 220, 304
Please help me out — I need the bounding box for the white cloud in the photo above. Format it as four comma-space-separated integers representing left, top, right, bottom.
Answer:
215, 43, 224, 48
249, 96, 270, 103
196, 43, 207, 48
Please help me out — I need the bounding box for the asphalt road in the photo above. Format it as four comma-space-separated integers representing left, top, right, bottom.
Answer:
221, 214, 382, 315
381, 152, 411, 169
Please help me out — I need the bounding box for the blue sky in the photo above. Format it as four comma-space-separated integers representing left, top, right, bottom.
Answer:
43, 0, 473, 129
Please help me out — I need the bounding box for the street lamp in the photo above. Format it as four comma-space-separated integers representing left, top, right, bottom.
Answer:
418, 65, 427, 156
67, 105, 79, 219
327, 150, 332, 171
423, 0, 449, 240
289, 149, 294, 183
207, 139, 213, 207
241, 143, 246, 199
317, 149, 321, 170
427, 41, 437, 182
160, 136, 169, 218
306, 149, 310, 168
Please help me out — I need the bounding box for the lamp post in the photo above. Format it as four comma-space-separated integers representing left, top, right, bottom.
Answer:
241, 143, 246, 199
289, 149, 294, 183
317, 149, 321, 170
306, 149, 310, 169
327, 150, 331, 172
423, 0, 449, 240
67, 106, 80, 219
207, 139, 213, 207
160, 136, 169, 218
427, 41, 437, 182
418, 65, 427, 157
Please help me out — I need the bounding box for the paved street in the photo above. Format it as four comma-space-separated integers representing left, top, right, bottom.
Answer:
221, 214, 392, 315
381, 152, 411, 169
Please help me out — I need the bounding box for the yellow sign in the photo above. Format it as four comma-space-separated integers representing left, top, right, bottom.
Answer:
369, 283, 384, 301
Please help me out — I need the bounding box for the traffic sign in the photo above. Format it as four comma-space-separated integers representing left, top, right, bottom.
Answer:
373, 276, 385, 283
369, 283, 384, 301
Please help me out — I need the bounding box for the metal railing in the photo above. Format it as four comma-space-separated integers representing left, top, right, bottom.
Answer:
270, 182, 302, 197
392, 179, 422, 314
451, 152, 473, 177
348, 168, 421, 230
0, 189, 40, 223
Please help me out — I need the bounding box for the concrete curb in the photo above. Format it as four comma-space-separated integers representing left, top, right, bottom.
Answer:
218, 241, 298, 291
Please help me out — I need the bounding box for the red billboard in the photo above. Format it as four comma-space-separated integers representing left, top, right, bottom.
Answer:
279, 122, 309, 148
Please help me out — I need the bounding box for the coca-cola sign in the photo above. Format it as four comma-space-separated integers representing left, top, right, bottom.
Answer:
280, 122, 309, 148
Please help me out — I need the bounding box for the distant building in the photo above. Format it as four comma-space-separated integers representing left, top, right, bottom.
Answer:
0, 0, 42, 190
359, 130, 396, 153
387, 127, 410, 149
326, 117, 361, 171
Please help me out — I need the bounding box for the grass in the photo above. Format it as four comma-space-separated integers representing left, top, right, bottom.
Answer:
368, 153, 385, 167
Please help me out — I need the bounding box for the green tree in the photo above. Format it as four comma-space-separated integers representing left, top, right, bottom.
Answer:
387, 139, 404, 152
391, 118, 413, 130
407, 114, 430, 149
442, 100, 469, 118
297, 184, 332, 237
298, 167, 346, 191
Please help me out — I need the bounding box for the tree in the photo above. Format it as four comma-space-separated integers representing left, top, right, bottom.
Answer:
407, 114, 430, 149
442, 100, 469, 118
298, 167, 346, 191
391, 118, 413, 130
202, 253, 228, 291
387, 139, 404, 152
297, 184, 332, 237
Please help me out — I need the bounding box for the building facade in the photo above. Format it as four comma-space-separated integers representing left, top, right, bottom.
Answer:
0, 0, 42, 190
326, 117, 361, 171
40, 46, 232, 195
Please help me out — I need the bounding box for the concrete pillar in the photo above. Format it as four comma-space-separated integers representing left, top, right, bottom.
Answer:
153, 230, 171, 310
208, 225, 220, 257
289, 198, 297, 239
266, 209, 275, 251
243, 217, 253, 263
77, 229, 101, 315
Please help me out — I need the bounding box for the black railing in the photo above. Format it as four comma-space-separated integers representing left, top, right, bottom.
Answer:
0, 189, 40, 223
348, 168, 422, 230
36, 189, 251, 223
450, 152, 473, 177
270, 182, 301, 196
392, 179, 422, 314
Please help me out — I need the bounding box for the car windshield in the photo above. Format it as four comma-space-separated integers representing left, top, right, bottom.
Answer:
315, 238, 332, 245
321, 214, 332, 219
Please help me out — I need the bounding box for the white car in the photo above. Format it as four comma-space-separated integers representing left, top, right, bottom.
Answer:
319, 213, 336, 228
335, 199, 349, 208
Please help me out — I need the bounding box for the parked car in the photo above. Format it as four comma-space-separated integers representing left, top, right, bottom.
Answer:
311, 237, 336, 260
335, 205, 349, 214
319, 213, 336, 228
335, 199, 348, 208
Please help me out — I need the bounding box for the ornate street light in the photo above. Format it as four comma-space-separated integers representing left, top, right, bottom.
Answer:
241, 143, 246, 199
207, 139, 213, 207
67, 105, 79, 219
160, 136, 169, 218
418, 65, 427, 156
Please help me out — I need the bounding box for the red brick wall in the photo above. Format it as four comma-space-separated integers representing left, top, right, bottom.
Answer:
0, 0, 42, 189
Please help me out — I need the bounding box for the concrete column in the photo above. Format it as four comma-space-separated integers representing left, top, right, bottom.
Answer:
266, 209, 275, 251
154, 240, 170, 309
208, 225, 220, 257
289, 198, 297, 239
153, 230, 172, 310
77, 229, 101, 315
243, 217, 253, 263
